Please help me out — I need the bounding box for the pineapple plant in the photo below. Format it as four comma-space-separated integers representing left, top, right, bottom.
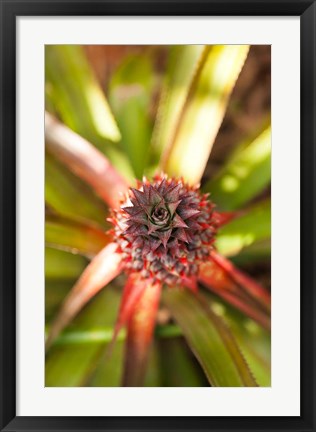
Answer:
45, 45, 271, 387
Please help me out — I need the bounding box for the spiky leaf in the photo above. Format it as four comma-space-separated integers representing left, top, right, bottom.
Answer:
163, 288, 257, 387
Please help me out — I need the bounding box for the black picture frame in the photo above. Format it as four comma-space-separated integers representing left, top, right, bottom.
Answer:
1, 1, 315, 431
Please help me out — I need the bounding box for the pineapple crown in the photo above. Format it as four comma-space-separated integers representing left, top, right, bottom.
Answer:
109, 174, 217, 286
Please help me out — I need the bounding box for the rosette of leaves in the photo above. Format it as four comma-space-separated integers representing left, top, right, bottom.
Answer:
45, 45, 271, 387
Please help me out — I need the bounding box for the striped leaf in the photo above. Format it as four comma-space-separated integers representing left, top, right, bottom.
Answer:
163, 45, 249, 184
151, 45, 205, 161
46, 153, 108, 228
45, 45, 121, 145
216, 200, 271, 257
46, 214, 110, 258
163, 288, 257, 387
204, 125, 271, 210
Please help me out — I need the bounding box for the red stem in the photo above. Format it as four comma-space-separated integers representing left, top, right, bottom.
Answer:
210, 250, 271, 311
112, 274, 147, 343
122, 281, 162, 386
198, 253, 270, 330
46, 243, 123, 350
45, 112, 129, 209
213, 210, 243, 227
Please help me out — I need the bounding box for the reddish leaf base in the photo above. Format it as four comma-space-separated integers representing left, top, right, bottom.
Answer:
213, 210, 243, 227
45, 113, 129, 209
199, 251, 271, 330
122, 280, 162, 386
112, 274, 148, 344
46, 243, 123, 350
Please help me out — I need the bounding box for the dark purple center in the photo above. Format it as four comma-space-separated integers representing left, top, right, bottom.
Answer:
151, 206, 170, 226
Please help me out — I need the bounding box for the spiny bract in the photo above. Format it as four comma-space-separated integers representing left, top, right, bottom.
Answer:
109, 174, 217, 286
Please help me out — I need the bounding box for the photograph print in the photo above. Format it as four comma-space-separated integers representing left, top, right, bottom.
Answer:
45, 45, 271, 387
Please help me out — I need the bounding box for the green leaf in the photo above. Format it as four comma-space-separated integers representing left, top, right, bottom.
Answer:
87, 335, 162, 388
216, 200, 271, 257
45, 247, 87, 280
159, 337, 207, 387
45, 287, 121, 387
109, 55, 155, 178
46, 280, 74, 323
46, 343, 104, 387
206, 295, 271, 386
45, 45, 121, 145
143, 343, 162, 387
48, 317, 269, 387
151, 45, 205, 161
45, 47, 135, 182
231, 238, 271, 266
204, 125, 271, 210
103, 146, 136, 184
46, 153, 108, 227
163, 45, 249, 184
87, 341, 125, 387
46, 214, 110, 257
163, 288, 257, 387
234, 323, 270, 386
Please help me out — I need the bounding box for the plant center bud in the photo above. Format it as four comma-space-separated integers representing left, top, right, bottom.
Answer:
151, 206, 170, 226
